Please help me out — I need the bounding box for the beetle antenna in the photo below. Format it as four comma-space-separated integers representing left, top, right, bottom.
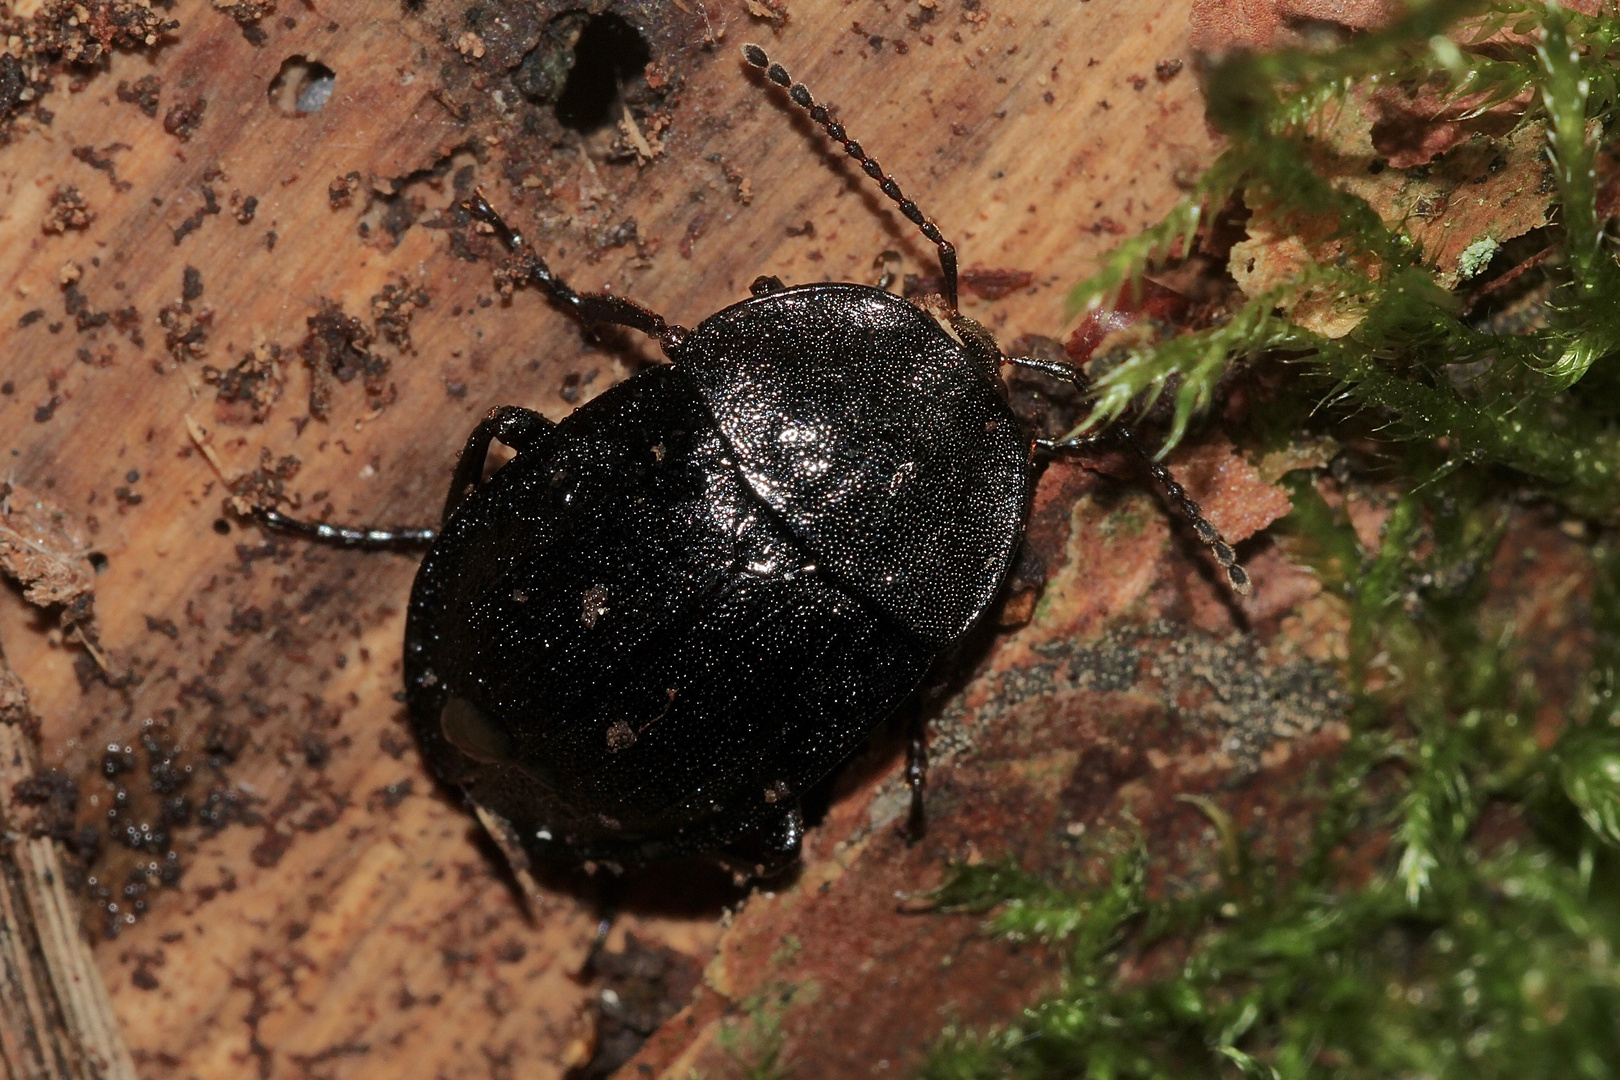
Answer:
742, 44, 960, 311
1109, 425, 1251, 596
1009, 353, 1251, 596
462, 189, 689, 355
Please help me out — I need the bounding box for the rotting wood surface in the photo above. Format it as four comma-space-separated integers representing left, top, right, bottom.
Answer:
0, 2, 1342, 1078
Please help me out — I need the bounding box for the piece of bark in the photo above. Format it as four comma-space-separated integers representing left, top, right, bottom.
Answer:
0, 642, 137, 1080
0, 483, 96, 631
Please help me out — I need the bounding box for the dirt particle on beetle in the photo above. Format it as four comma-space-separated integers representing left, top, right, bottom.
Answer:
580, 584, 609, 628
606, 719, 636, 752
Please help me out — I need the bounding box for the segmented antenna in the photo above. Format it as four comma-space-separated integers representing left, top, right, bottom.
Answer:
742, 44, 960, 310
1011, 354, 1251, 596
1111, 426, 1251, 595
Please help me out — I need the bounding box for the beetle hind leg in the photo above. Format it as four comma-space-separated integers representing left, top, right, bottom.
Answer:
254, 405, 552, 547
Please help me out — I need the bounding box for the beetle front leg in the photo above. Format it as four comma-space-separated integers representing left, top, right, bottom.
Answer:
1008, 354, 1252, 596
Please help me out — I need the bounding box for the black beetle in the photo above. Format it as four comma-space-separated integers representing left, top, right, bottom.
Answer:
264, 45, 1247, 876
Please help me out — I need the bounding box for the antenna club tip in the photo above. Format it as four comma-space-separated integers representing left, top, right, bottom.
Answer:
742, 43, 768, 68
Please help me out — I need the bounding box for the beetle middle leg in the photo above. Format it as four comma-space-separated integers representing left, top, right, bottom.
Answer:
1007, 353, 1252, 595
257, 405, 553, 546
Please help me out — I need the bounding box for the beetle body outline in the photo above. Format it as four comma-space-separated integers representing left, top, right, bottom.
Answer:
262, 45, 1247, 876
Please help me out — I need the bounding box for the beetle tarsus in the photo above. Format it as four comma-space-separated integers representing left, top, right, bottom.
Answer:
743, 44, 961, 310
464, 188, 580, 305
1110, 424, 1253, 596
1033, 434, 1109, 453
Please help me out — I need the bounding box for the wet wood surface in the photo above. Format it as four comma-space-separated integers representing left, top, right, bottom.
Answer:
0, 2, 1317, 1077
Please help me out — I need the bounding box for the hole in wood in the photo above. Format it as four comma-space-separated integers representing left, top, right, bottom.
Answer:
553, 13, 650, 134
269, 56, 336, 115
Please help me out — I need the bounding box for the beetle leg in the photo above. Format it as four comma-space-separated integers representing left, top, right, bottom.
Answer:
772, 804, 806, 857
489, 403, 552, 452
256, 407, 551, 545
718, 803, 806, 883
948, 312, 1006, 385
1110, 424, 1251, 595
574, 875, 625, 981
442, 405, 555, 525
1008, 354, 1252, 596
463, 189, 690, 357
1033, 434, 1109, 454
904, 712, 929, 844
573, 293, 689, 356
1005, 353, 1088, 386
253, 509, 437, 550
743, 45, 960, 311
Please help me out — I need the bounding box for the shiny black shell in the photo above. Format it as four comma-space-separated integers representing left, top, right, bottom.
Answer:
403, 284, 1029, 866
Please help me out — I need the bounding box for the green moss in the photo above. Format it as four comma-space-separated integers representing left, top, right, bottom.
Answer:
1063, 0, 1620, 514
920, 2, 1620, 1076
713, 982, 812, 1080
920, 495, 1620, 1079
769, 934, 804, 968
